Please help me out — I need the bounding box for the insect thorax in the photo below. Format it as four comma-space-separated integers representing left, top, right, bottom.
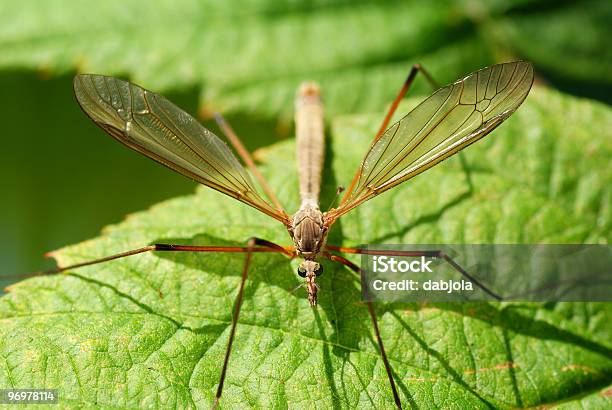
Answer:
290, 204, 327, 259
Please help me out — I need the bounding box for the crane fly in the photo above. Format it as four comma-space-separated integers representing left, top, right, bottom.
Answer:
21, 61, 534, 408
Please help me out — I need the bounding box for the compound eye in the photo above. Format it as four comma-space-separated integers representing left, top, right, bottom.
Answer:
315, 265, 324, 276
297, 267, 307, 278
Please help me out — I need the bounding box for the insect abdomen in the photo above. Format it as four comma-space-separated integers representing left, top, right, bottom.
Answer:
295, 82, 324, 206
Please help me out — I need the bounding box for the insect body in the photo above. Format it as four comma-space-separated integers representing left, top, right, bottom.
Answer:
290, 82, 328, 304
58, 61, 534, 408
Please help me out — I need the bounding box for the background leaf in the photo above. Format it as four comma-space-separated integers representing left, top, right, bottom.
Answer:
1, 0, 610, 121
1, 87, 610, 408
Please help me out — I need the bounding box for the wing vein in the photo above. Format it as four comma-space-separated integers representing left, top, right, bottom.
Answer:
361, 84, 460, 194
327, 61, 534, 223
73, 74, 286, 224
352, 84, 457, 200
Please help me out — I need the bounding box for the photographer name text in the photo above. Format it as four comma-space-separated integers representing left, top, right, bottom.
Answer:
370, 256, 474, 294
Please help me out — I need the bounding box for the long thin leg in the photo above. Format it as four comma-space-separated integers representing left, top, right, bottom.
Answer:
9, 237, 290, 408
325, 252, 402, 409
213, 237, 258, 409
341, 64, 438, 205
7, 239, 293, 279
326, 245, 502, 301
214, 113, 287, 216
418, 64, 440, 90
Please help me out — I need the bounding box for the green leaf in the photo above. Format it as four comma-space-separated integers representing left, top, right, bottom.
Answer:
1, 86, 611, 408
492, 0, 612, 86
1, 0, 610, 120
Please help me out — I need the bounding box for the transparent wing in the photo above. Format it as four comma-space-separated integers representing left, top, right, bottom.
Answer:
74, 74, 288, 224
329, 61, 534, 221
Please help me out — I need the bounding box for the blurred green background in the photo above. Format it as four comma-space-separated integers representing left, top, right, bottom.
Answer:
1, 0, 610, 283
